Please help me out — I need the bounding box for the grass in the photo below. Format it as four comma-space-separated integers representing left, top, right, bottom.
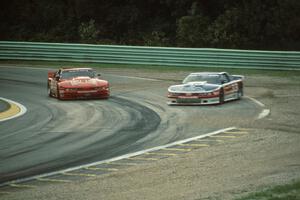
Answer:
235, 180, 300, 200
1, 60, 300, 78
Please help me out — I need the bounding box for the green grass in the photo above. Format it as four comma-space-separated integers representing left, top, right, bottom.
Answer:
1, 60, 300, 78
235, 180, 300, 200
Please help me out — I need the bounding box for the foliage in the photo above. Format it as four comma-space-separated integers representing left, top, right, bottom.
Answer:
177, 15, 210, 47
0, 0, 299, 50
78, 19, 99, 43
235, 180, 300, 200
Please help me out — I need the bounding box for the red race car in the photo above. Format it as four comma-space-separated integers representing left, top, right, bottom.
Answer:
47, 67, 110, 100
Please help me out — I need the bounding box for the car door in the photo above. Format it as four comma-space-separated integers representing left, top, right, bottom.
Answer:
220, 74, 238, 100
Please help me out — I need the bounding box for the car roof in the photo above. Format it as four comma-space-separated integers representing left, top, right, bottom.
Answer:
189, 72, 227, 76
60, 67, 93, 71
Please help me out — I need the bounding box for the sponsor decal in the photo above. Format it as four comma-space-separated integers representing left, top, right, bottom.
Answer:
70, 79, 97, 86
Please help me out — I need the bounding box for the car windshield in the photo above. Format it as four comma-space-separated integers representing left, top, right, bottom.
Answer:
183, 74, 221, 84
61, 70, 96, 79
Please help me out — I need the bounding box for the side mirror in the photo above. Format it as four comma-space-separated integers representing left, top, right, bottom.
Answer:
55, 74, 60, 81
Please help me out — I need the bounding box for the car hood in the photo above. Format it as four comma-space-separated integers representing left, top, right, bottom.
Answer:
168, 81, 221, 93
59, 76, 108, 88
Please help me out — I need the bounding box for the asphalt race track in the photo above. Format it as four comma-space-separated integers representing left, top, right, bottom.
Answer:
0, 66, 262, 184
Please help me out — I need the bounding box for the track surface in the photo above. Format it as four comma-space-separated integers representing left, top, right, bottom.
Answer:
0, 66, 261, 183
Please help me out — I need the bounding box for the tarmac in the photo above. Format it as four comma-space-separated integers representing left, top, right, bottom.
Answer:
0, 99, 10, 113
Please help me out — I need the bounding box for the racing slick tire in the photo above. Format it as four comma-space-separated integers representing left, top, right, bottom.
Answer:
56, 89, 61, 100
237, 88, 243, 100
47, 84, 52, 97
219, 89, 224, 104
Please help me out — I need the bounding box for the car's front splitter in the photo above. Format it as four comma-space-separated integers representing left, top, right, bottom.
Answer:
167, 97, 220, 105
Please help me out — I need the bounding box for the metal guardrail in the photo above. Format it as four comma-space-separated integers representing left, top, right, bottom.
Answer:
0, 41, 300, 70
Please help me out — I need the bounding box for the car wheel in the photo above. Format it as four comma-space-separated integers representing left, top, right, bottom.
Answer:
56, 89, 61, 99
47, 84, 52, 97
219, 89, 224, 104
237, 88, 243, 100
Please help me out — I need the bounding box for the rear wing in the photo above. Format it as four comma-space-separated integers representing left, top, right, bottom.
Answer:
231, 75, 244, 81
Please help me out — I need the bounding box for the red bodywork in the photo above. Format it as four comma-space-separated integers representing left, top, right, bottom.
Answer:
47, 68, 110, 100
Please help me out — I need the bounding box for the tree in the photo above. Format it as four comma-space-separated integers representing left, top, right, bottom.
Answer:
206, 8, 248, 49
0, 0, 299, 50
176, 15, 210, 47
78, 19, 99, 43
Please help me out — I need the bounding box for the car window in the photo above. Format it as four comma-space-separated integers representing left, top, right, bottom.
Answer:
220, 74, 230, 83
61, 70, 96, 79
183, 74, 221, 84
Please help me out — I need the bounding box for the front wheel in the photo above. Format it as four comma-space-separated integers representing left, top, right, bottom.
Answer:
47, 84, 52, 97
219, 89, 224, 104
56, 89, 61, 99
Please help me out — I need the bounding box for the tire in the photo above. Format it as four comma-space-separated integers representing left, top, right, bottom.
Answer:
237, 87, 243, 100
47, 84, 52, 97
56, 89, 61, 100
219, 89, 224, 104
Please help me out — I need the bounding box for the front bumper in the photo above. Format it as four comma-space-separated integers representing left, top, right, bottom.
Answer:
59, 89, 110, 100
167, 96, 220, 105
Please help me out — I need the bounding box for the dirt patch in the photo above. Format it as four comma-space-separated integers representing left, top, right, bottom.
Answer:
3, 70, 300, 200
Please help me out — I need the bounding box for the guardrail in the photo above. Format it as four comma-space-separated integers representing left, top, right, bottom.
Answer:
0, 41, 300, 70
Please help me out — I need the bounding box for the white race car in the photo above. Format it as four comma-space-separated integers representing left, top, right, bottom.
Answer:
167, 72, 244, 105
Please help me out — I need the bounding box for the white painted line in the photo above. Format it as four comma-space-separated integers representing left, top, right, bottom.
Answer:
245, 96, 265, 107
0, 97, 27, 122
245, 96, 270, 119
258, 109, 270, 119
36, 178, 71, 183
0, 127, 236, 187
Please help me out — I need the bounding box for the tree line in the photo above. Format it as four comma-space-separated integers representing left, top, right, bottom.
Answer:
1, 0, 299, 50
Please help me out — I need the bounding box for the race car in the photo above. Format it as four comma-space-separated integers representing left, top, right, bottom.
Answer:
167, 72, 244, 105
47, 67, 110, 100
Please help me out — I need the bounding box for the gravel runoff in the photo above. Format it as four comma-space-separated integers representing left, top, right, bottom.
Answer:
3, 69, 300, 200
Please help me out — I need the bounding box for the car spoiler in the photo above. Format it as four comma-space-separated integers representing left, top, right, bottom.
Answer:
231, 75, 244, 80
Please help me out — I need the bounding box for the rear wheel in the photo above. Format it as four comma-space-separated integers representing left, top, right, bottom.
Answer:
237, 87, 243, 100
